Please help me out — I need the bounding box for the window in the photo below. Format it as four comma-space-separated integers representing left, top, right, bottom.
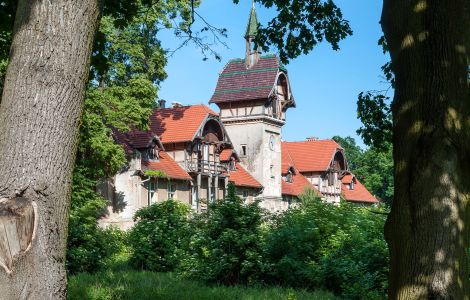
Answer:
286, 171, 293, 183
229, 158, 236, 171
191, 186, 198, 210
167, 183, 176, 199
148, 181, 157, 205
241, 145, 247, 156
242, 190, 249, 199
210, 185, 216, 202
270, 164, 275, 179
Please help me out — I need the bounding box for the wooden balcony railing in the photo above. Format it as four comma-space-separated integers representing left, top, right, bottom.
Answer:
186, 160, 227, 176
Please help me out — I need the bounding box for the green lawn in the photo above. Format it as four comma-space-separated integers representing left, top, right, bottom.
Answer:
68, 270, 338, 300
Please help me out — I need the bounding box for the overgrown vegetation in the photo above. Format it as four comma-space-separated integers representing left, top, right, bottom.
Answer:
180, 184, 266, 285
125, 186, 389, 299
263, 196, 388, 299
129, 200, 192, 271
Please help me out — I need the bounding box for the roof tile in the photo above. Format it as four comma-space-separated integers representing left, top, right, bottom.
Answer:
142, 152, 192, 181
341, 176, 378, 203
229, 163, 262, 188
282, 172, 320, 197
281, 140, 342, 172
210, 55, 284, 104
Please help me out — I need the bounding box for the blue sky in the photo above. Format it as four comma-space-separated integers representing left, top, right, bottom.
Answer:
157, 0, 390, 148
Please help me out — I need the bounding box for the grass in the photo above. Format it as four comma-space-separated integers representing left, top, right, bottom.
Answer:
68, 271, 339, 300
68, 253, 339, 300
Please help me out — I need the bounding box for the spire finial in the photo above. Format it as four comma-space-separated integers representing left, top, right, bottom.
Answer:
245, 2, 260, 68
245, 1, 258, 38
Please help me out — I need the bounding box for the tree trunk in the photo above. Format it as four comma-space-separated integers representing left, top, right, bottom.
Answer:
382, 0, 470, 298
0, 0, 100, 299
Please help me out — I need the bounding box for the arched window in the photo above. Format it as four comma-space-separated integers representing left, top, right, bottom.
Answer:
332, 151, 346, 171
202, 119, 224, 143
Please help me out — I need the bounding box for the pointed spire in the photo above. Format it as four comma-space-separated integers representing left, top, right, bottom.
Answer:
244, 1, 258, 38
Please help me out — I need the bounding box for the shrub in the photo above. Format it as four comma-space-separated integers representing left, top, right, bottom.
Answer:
180, 184, 265, 285
264, 195, 389, 299
67, 170, 125, 274
128, 199, 192, 271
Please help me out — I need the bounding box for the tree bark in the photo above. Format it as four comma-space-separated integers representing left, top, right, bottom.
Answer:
382, 0, 470, 298
0, 0, 100, 299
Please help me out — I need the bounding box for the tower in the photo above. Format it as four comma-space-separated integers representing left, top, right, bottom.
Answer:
209, 4, 296, 209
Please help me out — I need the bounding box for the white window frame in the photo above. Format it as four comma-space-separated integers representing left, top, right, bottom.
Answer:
148, 181, 157, 205
167, 182, 176, 199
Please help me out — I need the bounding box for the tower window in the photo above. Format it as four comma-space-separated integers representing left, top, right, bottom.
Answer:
241, 145, 247, 156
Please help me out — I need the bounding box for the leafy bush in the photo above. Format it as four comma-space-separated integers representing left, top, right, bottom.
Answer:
67, 168, 125, 274
264, 195, 389, 299
129, 199, 192, 271
180, 184, 265, 285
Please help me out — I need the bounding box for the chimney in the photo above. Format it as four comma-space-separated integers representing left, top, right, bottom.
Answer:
306, 136, 319, 141
158, 99, 166, 108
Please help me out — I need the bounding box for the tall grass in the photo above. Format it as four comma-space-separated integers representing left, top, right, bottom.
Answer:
68, 270, 338, 300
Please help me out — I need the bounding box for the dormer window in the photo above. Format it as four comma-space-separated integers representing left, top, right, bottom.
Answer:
229, 158, 236, 171
286, 171, 293, 183
349, 176, 356, 190
147, 147, 159, 161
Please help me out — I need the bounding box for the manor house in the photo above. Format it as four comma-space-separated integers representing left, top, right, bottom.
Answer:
99, 6, 377, 229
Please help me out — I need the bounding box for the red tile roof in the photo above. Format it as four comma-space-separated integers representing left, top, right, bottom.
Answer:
149, 105, 218, 144
229, 163, 262, 188
220, 149, 236, 161
282, 172, 320, 197
341, 175, 378, 203
113, 105, 218, 148
210, 55, 287, 104
142, 152, 192, 181
281, 140, 342, 172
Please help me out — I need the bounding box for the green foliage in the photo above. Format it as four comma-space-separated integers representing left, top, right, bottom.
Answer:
129, 200, 192, 272
68, 270, 339, 300
67, 167, 125, 274
180, 184, 265, 285
144, 169, 168, 179
264, 196, 389, 299
356, 91, 392, 151
356, 38, 393, 150
232, 0, 352, 63
354, 143, 394, 205
68, 0, 179, 274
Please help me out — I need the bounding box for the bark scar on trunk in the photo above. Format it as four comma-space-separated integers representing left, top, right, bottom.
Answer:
0, 197, 37, 274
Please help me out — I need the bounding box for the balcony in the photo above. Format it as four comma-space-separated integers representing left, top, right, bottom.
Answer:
186, 160, 228, 176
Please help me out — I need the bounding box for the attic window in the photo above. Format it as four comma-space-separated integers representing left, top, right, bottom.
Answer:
286, 171, 293, 183
229, 158, 236, 171
350, 181, 355, 190
148, 148, 159, 161
349, 176, 356, 190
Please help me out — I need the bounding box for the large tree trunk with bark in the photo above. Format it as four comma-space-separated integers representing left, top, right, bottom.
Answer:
382, 0, 470, 298
0, 0, 100, 299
